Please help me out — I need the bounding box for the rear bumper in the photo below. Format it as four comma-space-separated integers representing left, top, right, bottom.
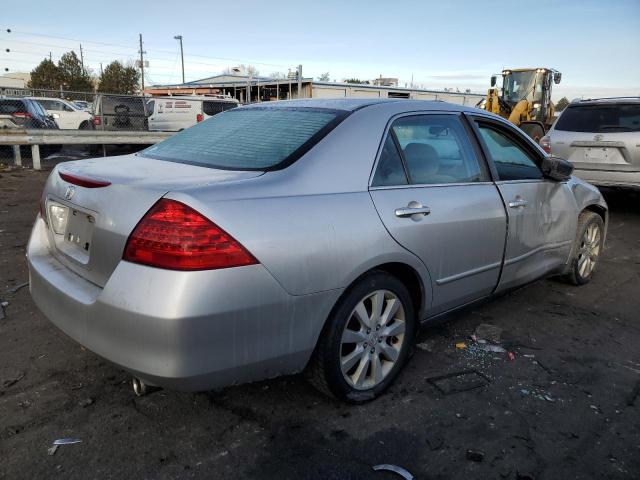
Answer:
573, 168, 640, 188
27, 216, 341, 391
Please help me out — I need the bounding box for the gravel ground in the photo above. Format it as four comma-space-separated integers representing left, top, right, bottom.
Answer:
1, 164, 639, 480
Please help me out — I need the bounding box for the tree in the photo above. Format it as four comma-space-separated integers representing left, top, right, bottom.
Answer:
223, 64, 259, 77
555, 96, 569, 111
28, 58, 61, 90
269, 71, 287, 79
343, 78, 369, 84
318, 72, 330, 81
58, 51, 93, 91
98, 61, 140, 94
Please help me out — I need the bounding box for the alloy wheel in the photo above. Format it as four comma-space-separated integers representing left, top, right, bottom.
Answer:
577, 223, 601, 278
339, 290, 406, 390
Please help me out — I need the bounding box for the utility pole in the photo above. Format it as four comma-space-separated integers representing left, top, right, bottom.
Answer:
100, 63, 103, 76
138, 34, 146, 93
79, 44, 84, 69
49, 52, 52, 61
297, 64, 302, 99
174, 35, 184, 84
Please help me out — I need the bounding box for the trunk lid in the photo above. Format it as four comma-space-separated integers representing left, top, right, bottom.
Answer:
42, 154, 263, 287
551, 130, 640, 172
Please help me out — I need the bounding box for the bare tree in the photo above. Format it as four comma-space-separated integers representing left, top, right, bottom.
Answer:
318, 72, 330, 81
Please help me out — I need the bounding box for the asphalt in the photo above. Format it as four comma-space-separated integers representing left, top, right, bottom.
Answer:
1, 162, 639, 479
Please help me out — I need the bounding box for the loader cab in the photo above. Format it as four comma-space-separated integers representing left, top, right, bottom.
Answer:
500, 68, 560, 124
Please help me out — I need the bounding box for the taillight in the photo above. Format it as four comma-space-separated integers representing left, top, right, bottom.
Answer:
92, 116, 101, 126
540, 135, 551, 154
196, 113, 204, 122
12, 112, 33, 119
123, 199, 258, 271
59, 171, 111, 188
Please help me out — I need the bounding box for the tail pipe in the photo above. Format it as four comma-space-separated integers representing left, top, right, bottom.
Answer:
132, 377, 160, 397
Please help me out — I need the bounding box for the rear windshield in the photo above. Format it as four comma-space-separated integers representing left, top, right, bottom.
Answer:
100, 96, 147, 116
555, 104, 640, 133
140, 107, 348, 170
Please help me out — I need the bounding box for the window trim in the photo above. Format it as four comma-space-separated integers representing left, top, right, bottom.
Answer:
464, 113, 547, 182
368, 111, 492, 189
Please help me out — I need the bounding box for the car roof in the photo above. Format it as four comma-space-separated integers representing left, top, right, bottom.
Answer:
241, 98, 478, 113
569, 97, 640, 106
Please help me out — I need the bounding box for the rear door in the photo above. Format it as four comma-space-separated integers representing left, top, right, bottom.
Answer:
551, 103, 640, 174
369, 113, 507, 315
469, 116, 577, 291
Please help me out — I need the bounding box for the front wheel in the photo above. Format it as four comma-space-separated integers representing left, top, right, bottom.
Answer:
565, 211, 604, 285
307, 271, 416, 403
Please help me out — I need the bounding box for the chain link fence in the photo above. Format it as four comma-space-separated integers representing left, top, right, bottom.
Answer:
1, 87, 155, 168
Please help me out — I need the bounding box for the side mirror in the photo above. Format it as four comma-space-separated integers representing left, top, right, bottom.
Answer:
541, 155, 573, 181
490, 75, 497, 87
553, 72, 562, 84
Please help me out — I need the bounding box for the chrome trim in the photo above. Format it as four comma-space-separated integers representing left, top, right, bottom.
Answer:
508, 199, 528, 208
435, 261, 502, 286
395, 206, 431, 217
370, 181, 494, 191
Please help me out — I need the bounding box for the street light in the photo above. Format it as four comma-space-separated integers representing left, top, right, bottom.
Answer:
174, 35, 185, 84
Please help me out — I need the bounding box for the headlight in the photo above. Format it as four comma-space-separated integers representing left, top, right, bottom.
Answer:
48, 204, 69, 235
532, 102, 541, 109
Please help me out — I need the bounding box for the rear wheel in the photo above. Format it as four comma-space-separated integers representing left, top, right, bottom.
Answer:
307, 271, 416, 403
565, 211, 604, 285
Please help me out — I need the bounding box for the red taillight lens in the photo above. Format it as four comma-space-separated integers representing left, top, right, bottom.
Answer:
92, 116, 101, 126
196, 113, 204, 122
123, 199, 258, 271
540, 135, 551, 154
12, 112, 32, 119
59, 171, 111, 188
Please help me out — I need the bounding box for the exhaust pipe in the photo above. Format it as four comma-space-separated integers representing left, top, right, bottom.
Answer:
132, 377, 160, 397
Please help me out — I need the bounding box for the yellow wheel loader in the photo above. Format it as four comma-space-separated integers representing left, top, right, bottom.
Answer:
479, 68, 562, 143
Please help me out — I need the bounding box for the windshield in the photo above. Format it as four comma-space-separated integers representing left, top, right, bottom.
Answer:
555, 104, 640, 133
503, 71, 543, 104
140, 107, 348, 170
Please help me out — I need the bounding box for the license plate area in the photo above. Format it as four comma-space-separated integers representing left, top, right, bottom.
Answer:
48, 200, 96, 265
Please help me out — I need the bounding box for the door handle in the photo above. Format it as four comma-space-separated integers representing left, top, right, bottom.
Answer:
395, 202, 431, 218
508, 198, 528, 208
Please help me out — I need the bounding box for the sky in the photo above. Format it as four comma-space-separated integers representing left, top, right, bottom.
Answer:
2, 0, 639, 101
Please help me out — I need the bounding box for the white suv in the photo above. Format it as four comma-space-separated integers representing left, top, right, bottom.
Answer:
542, 97, 640, 187
30, 97, 93, 130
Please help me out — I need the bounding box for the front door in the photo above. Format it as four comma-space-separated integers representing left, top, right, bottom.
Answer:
369, 113, 507, 315
471, 118, 577, 291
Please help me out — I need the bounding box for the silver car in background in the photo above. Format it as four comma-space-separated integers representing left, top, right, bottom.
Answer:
541, 97, 640, 187
28, 99, 608, 403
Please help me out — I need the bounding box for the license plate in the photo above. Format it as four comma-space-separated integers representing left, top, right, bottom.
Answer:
585, 147, 607, 162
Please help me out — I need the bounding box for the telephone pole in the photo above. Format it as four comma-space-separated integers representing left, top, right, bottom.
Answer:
174, 35, 184, 84
79, 44, 84, 69
49, 52, 52, 61
138, 34, 146, 93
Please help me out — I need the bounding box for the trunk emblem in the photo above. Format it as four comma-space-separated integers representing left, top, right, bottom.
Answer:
593, 134, 603, 141
64, 186, 76, 200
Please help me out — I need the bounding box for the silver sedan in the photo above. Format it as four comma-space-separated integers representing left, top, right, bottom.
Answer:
28, 99, 608, 402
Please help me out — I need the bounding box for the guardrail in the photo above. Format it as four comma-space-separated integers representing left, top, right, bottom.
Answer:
0, 130, 172, 170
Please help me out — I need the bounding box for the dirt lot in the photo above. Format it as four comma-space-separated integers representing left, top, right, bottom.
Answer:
1, 163, 639, 480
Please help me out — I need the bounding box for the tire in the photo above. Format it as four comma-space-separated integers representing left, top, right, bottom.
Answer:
307, 271, 416, 403
565, 211, 604, 285
79, 121, 94, 130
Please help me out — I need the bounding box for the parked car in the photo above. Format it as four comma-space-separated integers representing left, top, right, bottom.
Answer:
0, 98, 59, 129
29, 97, 93, 130
0, 98, 60, 158
148, 95, 239, 131
541, 97, 640, 187
28, 99, 607, 403
92, 94, 149, 131
72, 100, 93, 112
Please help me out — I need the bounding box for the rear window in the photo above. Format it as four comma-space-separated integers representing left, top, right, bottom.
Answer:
0, 100, 26, 114
99, 96, 146, 116
140, 107, 348, 170
202, 101, 238, 116
555, 104, 640, 133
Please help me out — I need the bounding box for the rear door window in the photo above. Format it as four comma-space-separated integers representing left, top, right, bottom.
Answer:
371, 135, 408, 186
141, 107, 348, 170
555, 104, 640, 133
390, 115, 485, 184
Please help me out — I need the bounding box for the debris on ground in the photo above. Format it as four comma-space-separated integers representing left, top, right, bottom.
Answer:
78, 398, 94, 408
466, 449, 485, 462
479, 344, 507, 353
372, 464, 414, 479
424, 432, 444, 451
47, 438, 82, 456
415, 339, 436, 352
507, 352, 516, 361
2, 371, 25, 388
7, 282, 29, 294
626, 380, 640, 407
474, 323, 503, 344
455, 342, 467, 350
427, 370, 490, 395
